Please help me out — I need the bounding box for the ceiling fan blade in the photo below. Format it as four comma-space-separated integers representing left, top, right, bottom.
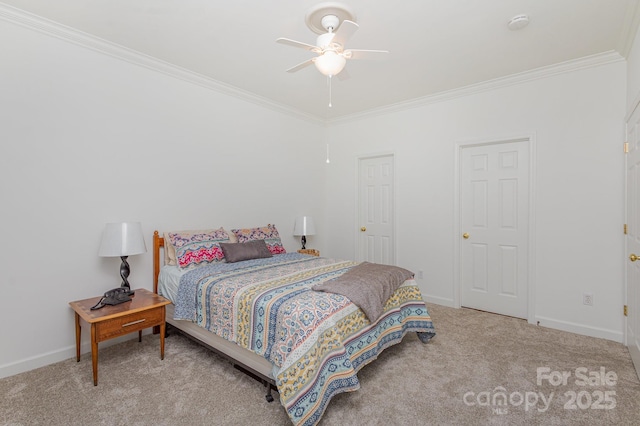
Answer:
332, 20, 359, 47
346, 49, 389, 60
286, 58, 315, 73
276, 37, 319, 52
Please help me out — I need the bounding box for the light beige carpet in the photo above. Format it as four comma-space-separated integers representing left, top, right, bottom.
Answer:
1, 304, 639, 425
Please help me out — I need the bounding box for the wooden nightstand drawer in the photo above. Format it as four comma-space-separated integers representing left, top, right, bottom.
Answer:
298, 249, 319, 256
95, 306, 164, 341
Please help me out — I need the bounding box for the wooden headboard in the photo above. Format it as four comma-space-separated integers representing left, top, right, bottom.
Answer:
153, 230, 164, 295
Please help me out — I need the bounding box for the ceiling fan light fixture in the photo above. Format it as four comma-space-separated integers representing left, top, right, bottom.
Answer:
314, 51, 346, 76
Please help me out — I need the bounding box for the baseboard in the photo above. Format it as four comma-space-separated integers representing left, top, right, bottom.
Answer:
0, 331, 151, 380
422, 294, 455, 308
0, 346, 75, 380
628, 343, 640, 382
535, 315, 623, 343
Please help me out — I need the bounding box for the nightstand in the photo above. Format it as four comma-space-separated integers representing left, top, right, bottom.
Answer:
69, 288, 170, 385
298, 249, 320, 256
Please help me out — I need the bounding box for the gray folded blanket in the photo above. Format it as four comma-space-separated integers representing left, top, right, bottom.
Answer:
312, 261, 414, 322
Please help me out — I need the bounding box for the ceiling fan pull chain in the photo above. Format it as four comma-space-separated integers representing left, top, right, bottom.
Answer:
328, 75, 333, 108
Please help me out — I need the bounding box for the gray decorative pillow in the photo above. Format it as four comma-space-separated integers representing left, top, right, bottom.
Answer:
220, 240, 273, 263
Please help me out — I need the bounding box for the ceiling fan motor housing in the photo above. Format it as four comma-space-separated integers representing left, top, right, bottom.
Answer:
305, 2, 356, 34
321, 14, 340, 32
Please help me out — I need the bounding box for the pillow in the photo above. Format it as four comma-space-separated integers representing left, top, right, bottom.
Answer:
231, 224, 286, 255
220, 240, 273, 263
164, 228, 236, 265
167, 228, 233, 269
163, 229, 213, 266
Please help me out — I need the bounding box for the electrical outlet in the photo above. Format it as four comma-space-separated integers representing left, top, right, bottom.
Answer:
417, 270, 424, 279
583, 293, 593, 306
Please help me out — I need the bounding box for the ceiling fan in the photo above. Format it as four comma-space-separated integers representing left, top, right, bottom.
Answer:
276, 3, 388, 79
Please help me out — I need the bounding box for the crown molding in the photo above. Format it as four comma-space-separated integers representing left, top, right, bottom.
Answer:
328, 51, 625, 125
0, 3, 628, 127
0, 4, 324, 126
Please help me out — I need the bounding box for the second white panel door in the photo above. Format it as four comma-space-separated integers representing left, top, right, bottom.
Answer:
358, 155, 395, 265
460, 140, 529, 318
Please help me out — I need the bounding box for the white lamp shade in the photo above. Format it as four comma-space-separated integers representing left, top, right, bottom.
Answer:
314, 51, 346, 77
98, 222, 147, 257
293, 216, 316, 236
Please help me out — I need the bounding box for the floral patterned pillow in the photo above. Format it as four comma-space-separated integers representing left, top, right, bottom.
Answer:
168, 228, 232, 269
231, 224, 286, 255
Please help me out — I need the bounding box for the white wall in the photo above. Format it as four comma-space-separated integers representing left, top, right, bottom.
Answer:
0, 18, 325, 377
324, 60, 627, 342
0, 9, 631, 380
628, 23, 640, 112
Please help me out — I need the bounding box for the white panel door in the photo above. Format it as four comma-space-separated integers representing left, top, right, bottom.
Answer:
625, 104, 640, 380
461, 140, 529, 318
358, 155, 394, 265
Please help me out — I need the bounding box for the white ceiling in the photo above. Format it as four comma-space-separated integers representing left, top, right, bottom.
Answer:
2, 0, 639, 121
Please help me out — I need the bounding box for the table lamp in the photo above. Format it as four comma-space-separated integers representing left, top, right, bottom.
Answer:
98, 222, 147, 295
293, 216, 316, 249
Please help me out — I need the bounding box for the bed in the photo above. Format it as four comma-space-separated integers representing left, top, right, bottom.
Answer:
152, 227, 435, 425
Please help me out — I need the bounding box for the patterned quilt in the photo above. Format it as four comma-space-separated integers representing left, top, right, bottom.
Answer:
173, 253, 435, 425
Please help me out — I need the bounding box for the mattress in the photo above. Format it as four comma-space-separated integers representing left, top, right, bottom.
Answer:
157, 264, 183, 303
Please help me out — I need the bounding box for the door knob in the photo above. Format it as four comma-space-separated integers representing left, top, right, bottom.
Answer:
463, 233, 469, 239
360, 227, 367, 232
631, 253, 639, 262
